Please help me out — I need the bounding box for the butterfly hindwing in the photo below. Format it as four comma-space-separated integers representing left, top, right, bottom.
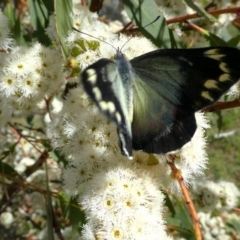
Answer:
130, 47, 240, 154
130, 70, 197, 153
81, 57, 133, 158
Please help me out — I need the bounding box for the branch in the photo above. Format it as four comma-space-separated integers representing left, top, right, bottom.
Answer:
0, 151, 48, 212
204, 100, 240, 112
167, 154, 202, 240
166, 6, 240, 24
120, 6, 240, 33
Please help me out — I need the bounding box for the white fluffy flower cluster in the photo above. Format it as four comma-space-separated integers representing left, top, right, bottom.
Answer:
0, 212, 14, 229
198, 210, 240, 240
0, 43, 64, 113
227, 82, 240, 98
191, 179, 240, 212
198, 212, 230, 240
81, 164, 171, 240
0, 11, 64, 125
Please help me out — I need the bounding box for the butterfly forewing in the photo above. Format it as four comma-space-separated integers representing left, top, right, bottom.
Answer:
81, 56, 133, 158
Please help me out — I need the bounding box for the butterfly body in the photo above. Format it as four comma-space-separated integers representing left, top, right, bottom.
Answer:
81, 47, 240, 158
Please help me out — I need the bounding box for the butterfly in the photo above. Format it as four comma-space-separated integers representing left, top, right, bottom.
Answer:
81, 46, 240, 158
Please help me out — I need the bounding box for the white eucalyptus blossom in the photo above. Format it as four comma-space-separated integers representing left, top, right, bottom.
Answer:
80, 162, 171, 240
198, 212, 230, 240
191, 179, 240, 212
227, 82, 240, 98
0, 43, 64, 114
0, 212, 14, 228
14, 157, 35, 174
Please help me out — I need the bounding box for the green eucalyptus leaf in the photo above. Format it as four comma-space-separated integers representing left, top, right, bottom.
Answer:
49, 150, 68, 167
3, 3, 15, 26
199, 30, 229, 46
27, 0, 52, 45
173, 197, 194, 231
0, 142, 18, 162
3, 3, 25, 45
26, 115, 34, 125
58, 192, 71, 217
166, 196, 195, 239
163, 191, 176, 216
183, 0, 216, 22
227, 219, 240, 231
227, 35, 240, 48
0, 162, 22, 178
58, 193, 86, 234
69, 197, 86, 233
55, 0, 73, 58
207, 32, 229, 47
123, 0, 178, 48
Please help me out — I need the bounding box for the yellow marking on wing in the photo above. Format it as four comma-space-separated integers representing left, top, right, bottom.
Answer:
201, 91, 214, 101
204, 49, 220, 55
204, 49, 226, 61
204, 80, 220, 90
219, 62, 230, 73
219, 73, 231, 82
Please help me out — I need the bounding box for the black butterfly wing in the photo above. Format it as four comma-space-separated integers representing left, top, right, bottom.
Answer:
130, 47, 240, 154
81, 58, 133, 158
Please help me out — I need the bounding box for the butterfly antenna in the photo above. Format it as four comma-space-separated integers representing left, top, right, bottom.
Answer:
120, 15, 160, 51
72, 27, 118, 51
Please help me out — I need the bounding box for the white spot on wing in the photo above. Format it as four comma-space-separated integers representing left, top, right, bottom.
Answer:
86, 68, 97, 84
115, 112, 122, 123
92, 87, 102, 101
99, 101, 108, 111
99, 101, 116, 114
107, 101, 116, 114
